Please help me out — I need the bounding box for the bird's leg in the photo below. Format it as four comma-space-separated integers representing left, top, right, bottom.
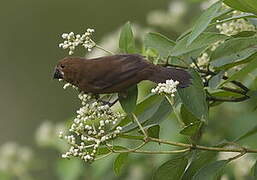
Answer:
109, 98, 119, 107
97, 94, 119, 107
165, 56, 172, 66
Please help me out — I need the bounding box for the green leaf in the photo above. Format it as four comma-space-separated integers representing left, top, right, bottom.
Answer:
220, 54, 257, 86
187, 1, 222, 46
247, 90, 257, 110
192, 160, 228, 180
153, 156, 188, 180
121, 95, 172, 133
145, 124, 160, 138
178, 69, 208, 120
144, 97, 172, 125
178, 13, 256, 42
234, 124, 257, 142
180, 121, 202, 136
213, 8, 233, 21
119, 134, 144, 140
210, 37, 257, 68
113, 153, 129, 176
118, 95, 164, 127
210, 90, 245, 99
180, 104, 199, 125
244, 0, 257, 12
144, 32, 175, 58
119, 22, 136, 53
208, 71, 224, 89
232, 31, 257, 38
213, 56, 253, 71
215, 14, 257, 25
252, 160, 257, 178
224, 0, 257, 15
118, 85, 138, 114
56, 159, 83, 180
182, 151, 218, 180
171, 32, 228, 57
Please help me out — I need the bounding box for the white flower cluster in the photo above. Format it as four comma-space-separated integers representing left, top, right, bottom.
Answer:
0, 142, 33, 177
192, 8, 256, 69
216, 18, 256, 36
60, 93, 124, 162
190, 52, 210, 68
59, 28, 96, 55
151, 79, 179, 96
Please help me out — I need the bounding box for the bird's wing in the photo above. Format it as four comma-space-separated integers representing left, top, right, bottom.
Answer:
88, 54, 148, 90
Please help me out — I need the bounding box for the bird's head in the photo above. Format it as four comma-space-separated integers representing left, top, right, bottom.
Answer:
53, 57, 84, 83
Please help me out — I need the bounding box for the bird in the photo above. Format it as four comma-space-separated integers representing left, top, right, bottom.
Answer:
53, 54, 191, 94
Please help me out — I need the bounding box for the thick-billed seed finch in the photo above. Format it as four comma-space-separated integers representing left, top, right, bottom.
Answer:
53, 54, 191, 94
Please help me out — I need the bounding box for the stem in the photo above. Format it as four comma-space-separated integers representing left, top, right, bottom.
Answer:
132, 113, 148, 139
165, 95, 185, 126
95, 44, 114, 55
148, 137, 257, 153
118, 135, 257, 154
114, 148, 190, 154
95, 152, 112, 161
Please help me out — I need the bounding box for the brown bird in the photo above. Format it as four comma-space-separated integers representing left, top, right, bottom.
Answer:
53, 54, 191, 94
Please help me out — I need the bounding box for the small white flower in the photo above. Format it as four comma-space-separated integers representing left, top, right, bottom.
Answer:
62, 33, 69, 39
151, 79, 179, 96
59, 131, 64, 138
59, 90, 124, 163
59, 28, 96, 55
216, 14, 256, 36
63, 83, 71, 89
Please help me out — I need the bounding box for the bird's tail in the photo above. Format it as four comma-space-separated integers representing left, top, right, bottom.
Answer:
148, 66, 192, 88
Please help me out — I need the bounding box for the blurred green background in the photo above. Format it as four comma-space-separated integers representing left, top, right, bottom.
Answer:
1, 0, 257, 180
0, 0, 174, 144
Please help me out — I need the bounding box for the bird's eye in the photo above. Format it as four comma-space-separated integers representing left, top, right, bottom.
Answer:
60, 64, 65, 68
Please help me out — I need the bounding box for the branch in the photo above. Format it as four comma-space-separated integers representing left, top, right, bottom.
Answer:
147, 137, 257, 153
119, 135, 257, 154
113, 148, 190, 154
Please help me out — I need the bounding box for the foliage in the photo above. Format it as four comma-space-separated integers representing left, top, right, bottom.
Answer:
105, 2, 257, 179
2, 1, 257, 180
56, 1, 257, 179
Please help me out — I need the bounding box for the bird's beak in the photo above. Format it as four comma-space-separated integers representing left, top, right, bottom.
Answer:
53, 67, 63, 79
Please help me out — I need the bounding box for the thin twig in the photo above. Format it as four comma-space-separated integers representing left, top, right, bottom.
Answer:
109, 98, 119, 107
165, 95, 185, 126
94, 152, 112, 161
113, 148, 190, 154
148, 137, 257, 153
228, 151, 247, 162
132, 113, 148, 139
109, 141, 147, 154
118, 135, 257, 154
95, 44, 114, 55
